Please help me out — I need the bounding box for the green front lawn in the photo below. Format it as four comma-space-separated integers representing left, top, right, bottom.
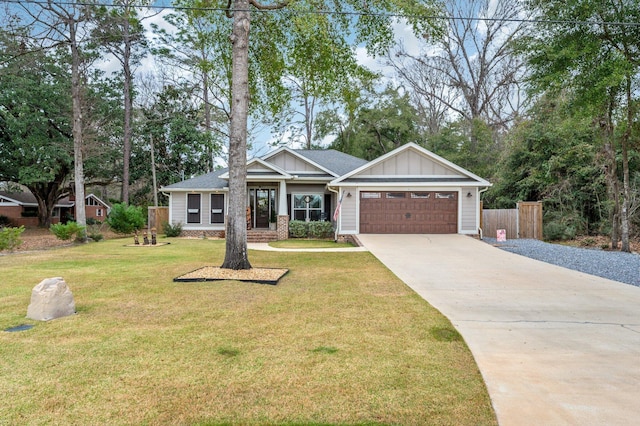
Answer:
0, 238, 496, 425
268, 239, 354, 249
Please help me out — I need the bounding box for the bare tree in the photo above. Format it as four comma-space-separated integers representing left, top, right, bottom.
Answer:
389, 0, 527, 133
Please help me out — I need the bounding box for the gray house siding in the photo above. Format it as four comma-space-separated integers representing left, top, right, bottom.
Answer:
170, 193, 187, 225
338, 187, 358, 233
460, 189, 478, 233
171, 192, 226, 230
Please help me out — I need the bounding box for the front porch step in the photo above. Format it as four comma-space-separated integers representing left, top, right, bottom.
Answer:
246, 230, 278, 243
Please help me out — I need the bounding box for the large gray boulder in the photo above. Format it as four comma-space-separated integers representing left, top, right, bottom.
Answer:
26, 277, 76, 321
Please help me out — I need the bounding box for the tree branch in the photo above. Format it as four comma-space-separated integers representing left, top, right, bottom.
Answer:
249, 0, 290, 10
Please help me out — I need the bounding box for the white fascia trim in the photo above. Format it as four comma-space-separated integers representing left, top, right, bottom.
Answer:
336, 182, 486, 188
86, 193, 110, 209
220, 157, 292, 180
161, 188, 229, 193
0, 196, 22, 205
356, 174, 467, 179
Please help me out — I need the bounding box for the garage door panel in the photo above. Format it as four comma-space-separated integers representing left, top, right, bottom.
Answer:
360, 191, 457, 234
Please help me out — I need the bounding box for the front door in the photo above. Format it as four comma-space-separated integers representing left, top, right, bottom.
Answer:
249, 188, 277, 229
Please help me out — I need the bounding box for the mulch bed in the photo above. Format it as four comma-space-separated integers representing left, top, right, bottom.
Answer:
174, 266, 288, 285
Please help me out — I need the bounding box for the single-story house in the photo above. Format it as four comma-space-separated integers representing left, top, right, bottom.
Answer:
161, 143, 491, 240
0, 191, 110, 227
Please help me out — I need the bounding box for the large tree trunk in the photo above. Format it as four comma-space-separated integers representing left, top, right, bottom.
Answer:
601, 100, 620, 250
69, 18, 87, 241
620, 76, 634, 253
221, 0, 251, 270
27, 168, 67, 228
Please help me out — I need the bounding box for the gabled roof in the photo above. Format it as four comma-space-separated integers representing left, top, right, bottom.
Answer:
161, 168, 229, 191
0, 191, 38, 206
330, 142, 491, 186
87, 193, 111, 209
262, 147, 367, 177
161, 148, 369, 191
0, 191, 74, 207
292, 149, 368, 176
219, 158, 292, 180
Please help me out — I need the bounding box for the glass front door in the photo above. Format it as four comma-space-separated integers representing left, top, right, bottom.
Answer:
249, 187, 277, 229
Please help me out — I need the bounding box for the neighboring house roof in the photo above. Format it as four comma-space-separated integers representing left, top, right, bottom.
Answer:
0, 191, 73, 207
0, 191, 110, 208
0, 191, 39, 206
87, 194, 111, 210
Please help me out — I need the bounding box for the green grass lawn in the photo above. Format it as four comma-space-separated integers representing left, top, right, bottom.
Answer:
268, 239, 354, 249
0, 238, 496, 425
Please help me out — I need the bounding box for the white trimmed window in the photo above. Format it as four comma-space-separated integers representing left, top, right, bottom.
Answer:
292, 194, 323, 221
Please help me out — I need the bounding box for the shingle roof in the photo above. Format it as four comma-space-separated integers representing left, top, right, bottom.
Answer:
0, 191, 38, 205
161, 168, 229, 191
293, 149, 368, 176
161, 149, 368, 191
0, 191, 76, 207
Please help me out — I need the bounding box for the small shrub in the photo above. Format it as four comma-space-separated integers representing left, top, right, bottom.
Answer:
50, 222, 85, 241
308, 221, 334, 238
106, 203, 145, 234
289, 220, 309, 238
163, 221, 183, 237
289, 220, 335, 238
86, 218, 102, 225
0, 226, 24, 251
89, 233, 104, 242
544, 221, 576, 241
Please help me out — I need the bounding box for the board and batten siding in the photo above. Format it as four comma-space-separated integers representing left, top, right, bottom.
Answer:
359, 148, 460, 177
170, 192, 187, 225
338, 187, 358, 233
460, 189, 478, 233
269, 151, 321, 173
171, 192, 226, 229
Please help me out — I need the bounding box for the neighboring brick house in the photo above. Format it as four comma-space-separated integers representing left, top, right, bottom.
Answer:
0, 191, 110, 227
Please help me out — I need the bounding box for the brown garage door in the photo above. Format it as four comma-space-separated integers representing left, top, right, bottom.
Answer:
360, 191, 458, 234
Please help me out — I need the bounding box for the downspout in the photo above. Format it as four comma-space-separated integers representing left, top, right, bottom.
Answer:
327, 185, 340, 242
478, 186, 489, 240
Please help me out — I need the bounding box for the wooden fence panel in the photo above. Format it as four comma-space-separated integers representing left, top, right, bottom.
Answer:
148, 206, 169, 231
482, 201, 543, 240
482, 208, 518, 239
518, 202, 543, 240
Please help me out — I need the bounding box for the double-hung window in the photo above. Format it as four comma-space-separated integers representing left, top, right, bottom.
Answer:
292, 194, 323, 221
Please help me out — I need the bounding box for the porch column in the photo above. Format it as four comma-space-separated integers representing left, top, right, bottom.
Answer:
277, 180, 289, 240
278, 180, 287, 215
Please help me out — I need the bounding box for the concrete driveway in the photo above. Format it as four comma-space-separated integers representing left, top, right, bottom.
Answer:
357, 234, 640, 426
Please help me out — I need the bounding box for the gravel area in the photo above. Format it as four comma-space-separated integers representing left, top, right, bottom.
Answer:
483, 238, 640, 287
